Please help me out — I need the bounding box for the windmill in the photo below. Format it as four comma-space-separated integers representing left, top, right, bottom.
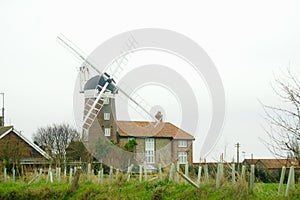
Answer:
57, 35, 162, 141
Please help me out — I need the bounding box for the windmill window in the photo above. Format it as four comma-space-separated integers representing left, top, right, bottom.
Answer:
104, 97, 109, 104
82, 129, 88, 141
104, 128, 111, 136
178, 152, 187, 164
104, 113, 110, 120
178, 140, 187, 147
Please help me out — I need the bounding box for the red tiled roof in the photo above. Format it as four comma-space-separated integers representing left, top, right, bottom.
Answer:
117, 121, 194, 140
243, 159, 299, 169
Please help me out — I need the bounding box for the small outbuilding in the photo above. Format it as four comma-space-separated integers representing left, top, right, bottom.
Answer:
0, 126, 50, 165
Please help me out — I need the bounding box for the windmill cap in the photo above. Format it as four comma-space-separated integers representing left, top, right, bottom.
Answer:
84, 75, 118, 94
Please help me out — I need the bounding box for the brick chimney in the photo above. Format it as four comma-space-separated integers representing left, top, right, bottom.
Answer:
155, 111, 163, 122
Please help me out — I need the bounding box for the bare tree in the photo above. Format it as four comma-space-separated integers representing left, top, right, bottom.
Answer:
33, 123, 80, 165
262, 69, 300, 161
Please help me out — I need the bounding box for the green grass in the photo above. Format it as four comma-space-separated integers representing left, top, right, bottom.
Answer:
0, 181, 299, 200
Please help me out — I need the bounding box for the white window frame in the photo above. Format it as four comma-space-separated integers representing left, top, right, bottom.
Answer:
145, 138, 155, 164
178, 152, 187, 164
104, 128, 111, 136
104, 112, 110, 120
104, 97, 109, 104
178, 140, 187, 147
82, 129, 88, 142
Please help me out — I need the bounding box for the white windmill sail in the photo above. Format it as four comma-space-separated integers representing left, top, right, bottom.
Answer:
57, 35, 162, 141
81, 82, 108, 138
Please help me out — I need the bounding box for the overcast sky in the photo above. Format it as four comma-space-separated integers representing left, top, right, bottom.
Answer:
0, 0, 300, 162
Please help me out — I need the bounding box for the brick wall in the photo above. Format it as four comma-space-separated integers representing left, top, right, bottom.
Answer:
0, 131, 43, 161
172, 140, 193, 164
119, 137, 180, 166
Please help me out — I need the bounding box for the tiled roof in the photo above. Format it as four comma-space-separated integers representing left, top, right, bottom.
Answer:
243, 159, 299, 169
243, 159, 260, 165
117, 121, 194, 140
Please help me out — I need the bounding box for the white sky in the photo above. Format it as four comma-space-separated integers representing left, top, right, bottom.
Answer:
0, 0, 300, 162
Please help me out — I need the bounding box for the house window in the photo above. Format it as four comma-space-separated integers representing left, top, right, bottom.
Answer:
104, 113, 110, 120
178, 152, 187, 164
145, 138, 155, 164
82, 129, 88, 141
104, 128, 111, 136
178, 140, 187, 147
104, 97, 109, 104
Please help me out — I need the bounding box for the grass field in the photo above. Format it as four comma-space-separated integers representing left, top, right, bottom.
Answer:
0, 180, 299, 200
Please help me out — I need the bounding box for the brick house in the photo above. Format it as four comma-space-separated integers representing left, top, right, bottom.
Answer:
242, 158, 300, 171
242, 158, 300, 182
83, 75, 195, 167
117, 121, 194, 166
0, 126, 50, 164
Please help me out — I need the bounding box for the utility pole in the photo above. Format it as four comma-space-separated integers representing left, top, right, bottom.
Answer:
235, 142, 240, 172
0, 93, 4, 127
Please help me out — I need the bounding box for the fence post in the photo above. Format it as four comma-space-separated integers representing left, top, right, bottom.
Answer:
291, 165, 295, 190
50, 168, 54, 183
175, 162, 180, 183
158, 163, 162, 181
4, 167, 7, 182
216, 163, 221, 189
71, 166, 81, 191
38, 168, 42, 182
98, 168, 103, 184
12, 168, 15, 182
231, 163, 235, 184
55, 167, 58, 181
250, 164, 255, 192
220, 162, 224, 180
58, 167, 61, 182
197, 165, 202, 185
97, 170, 101, 184
204, 164, 209, 182
46, 167, 49, 182
127, 164, 133, 182
144, 162, 148, 181
185, 163, 189, 178
87, 163, 91, 181
116, 169, 119, 180
139, 165, 142, 182
109, 166, 113, 183
285, 163, 295, 197
34, 168, 37, 180
64, 167, 67, 178
241, 165, 246, 180
47, 166, 53, 183
69, 168, 73, 184
169, 163, 175, 181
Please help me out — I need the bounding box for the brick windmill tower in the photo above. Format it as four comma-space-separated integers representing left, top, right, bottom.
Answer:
82, 74, 118, 143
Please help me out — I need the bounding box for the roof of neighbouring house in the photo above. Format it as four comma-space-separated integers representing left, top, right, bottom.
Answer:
0, 126, 13, 136
117, 121, 195, 140
0, 126, 51, 160
242, 158, 299, 169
